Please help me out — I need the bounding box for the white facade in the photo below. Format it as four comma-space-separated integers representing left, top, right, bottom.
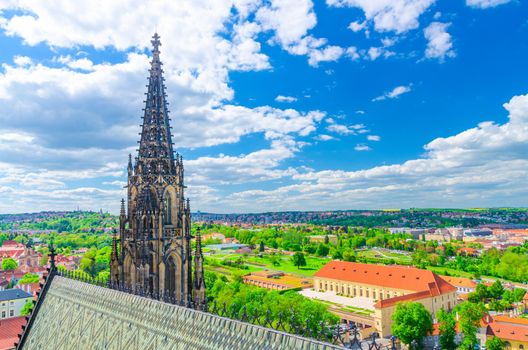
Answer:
0, 289, 32, 319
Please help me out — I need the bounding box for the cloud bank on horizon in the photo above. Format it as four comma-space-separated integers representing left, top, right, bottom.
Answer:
0, 0, 526, 213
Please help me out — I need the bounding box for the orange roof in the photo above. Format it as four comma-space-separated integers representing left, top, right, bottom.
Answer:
493, 315, 528, 326
315, 261, 456, 296
431, 322, 461, 336
374, 290, 432, 308
458, 247, 478, 254
0, 316, 26, 350
441, 276, 477, 289
488, 322, 528, 343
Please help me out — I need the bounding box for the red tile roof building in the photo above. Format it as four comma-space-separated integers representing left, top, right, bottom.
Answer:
441, 276, 477, 294
314, 261, 457, 336
0, 316, 26, 350
486, 316, 528, 350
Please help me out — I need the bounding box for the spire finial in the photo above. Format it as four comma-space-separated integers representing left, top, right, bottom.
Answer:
151, 33, 161, 53
49, 236, 56, 271
120, 198, 126, 216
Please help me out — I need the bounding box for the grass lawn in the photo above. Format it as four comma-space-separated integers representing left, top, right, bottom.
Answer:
315, 299, 373, 316
243, 255, 330, 277
357, 249, 412, 264
426, 266, 475, 278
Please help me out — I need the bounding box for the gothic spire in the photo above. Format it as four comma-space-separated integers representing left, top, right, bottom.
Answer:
111, 229, 119, 262
120, 198, 126, 216
136, 33, 175, 175
195, 227, 203, 257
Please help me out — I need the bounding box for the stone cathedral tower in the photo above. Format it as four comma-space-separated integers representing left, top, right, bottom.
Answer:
110, 33, 206, 307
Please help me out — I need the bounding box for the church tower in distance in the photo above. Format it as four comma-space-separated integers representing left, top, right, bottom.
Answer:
110, 33, 206, 308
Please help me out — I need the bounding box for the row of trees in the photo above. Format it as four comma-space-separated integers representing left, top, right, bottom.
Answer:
205, 270, 338, 334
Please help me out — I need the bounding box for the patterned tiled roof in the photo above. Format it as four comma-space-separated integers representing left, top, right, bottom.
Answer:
22, 277, 343, 350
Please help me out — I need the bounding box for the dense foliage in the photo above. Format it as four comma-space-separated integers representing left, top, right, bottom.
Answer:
2, 257, 18, 271
392, 302, 433, 348
206, 271, 337, 334
438, 308, 457, 350
20, 299, 33, 316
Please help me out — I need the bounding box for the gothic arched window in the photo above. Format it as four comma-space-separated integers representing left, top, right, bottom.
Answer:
164, 195, 172, 225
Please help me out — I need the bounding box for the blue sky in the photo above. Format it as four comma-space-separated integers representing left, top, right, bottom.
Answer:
0, 0, 527, 213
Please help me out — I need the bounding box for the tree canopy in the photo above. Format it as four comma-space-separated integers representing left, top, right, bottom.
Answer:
392, 302, 433, 348
1, 257, 18, 271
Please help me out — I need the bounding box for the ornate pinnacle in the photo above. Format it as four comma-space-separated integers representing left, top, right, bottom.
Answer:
151, 33, 161, 54
49, 236, 56, 271
195, 227, 203, 257
111, 229, 119, 262
128, 154, 133, 172
120, 198, 126, 217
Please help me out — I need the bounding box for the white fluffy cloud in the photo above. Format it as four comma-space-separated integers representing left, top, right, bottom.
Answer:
424, 22, 456, 61
373, 85, 412, 101
255, 0, 346, 66
0, 0, 339, 212
327, 0, 435, 33
466, 0, 512, 8
327, 123, 366, 135
275, 95, 297, 103
354, 144, 371, 151
216, 93, 528, 212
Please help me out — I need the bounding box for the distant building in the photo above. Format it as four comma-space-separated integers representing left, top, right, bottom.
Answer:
486, 316, 528, 350
223, 237, 240, 245
387, 228, 426, 239
447, 227, 464, 240
0, 241, 26, 261
463, 229, 493, 241
0, 289, 32, 319
206, 243, 246, 251
441, 276, 477, 294
235, 247, 252, 254
242, 271, 312, 291
457, 247, 479, 257
424, 229, 451, 242
314, 261, 457, 337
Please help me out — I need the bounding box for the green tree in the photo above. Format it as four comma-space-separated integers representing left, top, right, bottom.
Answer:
259, 241, 265, 253
512, 288, 526, 302
456, 302, 485, 350
316, 244, 330, 257
475, 283, 490, 301
438, 309, 457, 350
1, 257, 18, 271
342, 250, 356, 262
20, 299, 33, 316
19, 273, 40, 284
392, 302, 433, 348
486, 336, 506, 350
488, 280, 504, 299
269, 253, 281, 267
291, 252, 307, 269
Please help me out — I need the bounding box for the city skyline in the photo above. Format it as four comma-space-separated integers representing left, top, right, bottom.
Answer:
0, 0, 527, 214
